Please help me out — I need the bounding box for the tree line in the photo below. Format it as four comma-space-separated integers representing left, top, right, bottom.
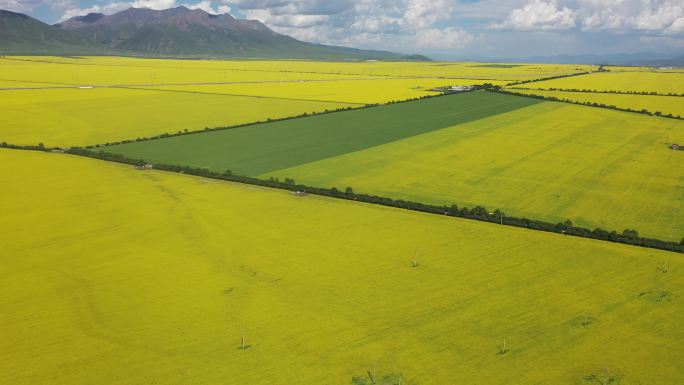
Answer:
50, 146, 684, 254
490, 88, 683, 120
89, 84, 501, 149
2, 141, 681, 253
86, 91, 460, 149
509, 87, 684, 98
506, 71, 596, 87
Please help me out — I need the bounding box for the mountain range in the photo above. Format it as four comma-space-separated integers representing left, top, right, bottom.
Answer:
517, 52, 684, 67
439, 52, 684, 67
0, 7, 428, 60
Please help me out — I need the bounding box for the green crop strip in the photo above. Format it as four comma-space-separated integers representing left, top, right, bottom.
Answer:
105, 91, 540, 176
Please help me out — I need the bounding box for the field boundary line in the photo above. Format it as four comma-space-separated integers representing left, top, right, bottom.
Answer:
119, 86, 366, 105
508, 87, 684, 98
78, 89, 475, 147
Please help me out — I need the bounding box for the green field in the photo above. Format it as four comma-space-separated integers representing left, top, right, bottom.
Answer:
107, 92, 684, 239
108, 92, 539, 175
1, 148, 682, 385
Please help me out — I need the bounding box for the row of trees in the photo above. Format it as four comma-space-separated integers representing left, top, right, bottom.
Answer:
507, 71, 595, 87
0, 141, 47, 151
2, 141, 681, 253
491, 88, 683, 120
511, 87, 684, 97
86, 92, 454, 149
88, 84, 505, 150
60, 147, 684, 253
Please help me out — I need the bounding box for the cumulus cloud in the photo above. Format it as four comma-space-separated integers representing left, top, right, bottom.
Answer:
667, 16, 684, 34
0, 0, 35, 13
57, 0, 230, 22
413, 27, 474, 49
1, 0, 75, 13
225, 0, 472, 52
491, 0, 684, 35
489, 0, 575, 31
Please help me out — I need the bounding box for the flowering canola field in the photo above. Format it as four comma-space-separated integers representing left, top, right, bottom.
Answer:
0, 56, 592, 147
108, 90, 684, 239
514, 71, 684, 95
1, 148, 682, 385
266, 99, 684, 239
505, 88, 684, 118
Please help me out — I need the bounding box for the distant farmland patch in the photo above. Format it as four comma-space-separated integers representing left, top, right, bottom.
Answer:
106, 91, 540, 176
470, 64, 524, 68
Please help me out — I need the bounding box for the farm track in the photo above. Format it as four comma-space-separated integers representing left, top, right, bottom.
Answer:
120, 86, 366, 105
0, 76, 430, 91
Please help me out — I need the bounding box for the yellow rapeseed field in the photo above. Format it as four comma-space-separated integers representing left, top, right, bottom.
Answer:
515, 71, 684, 95
603, 66, 655, 72
142, 78, 481, 105
0, 56, 595, 84
1, 148, 682, 385
506, 88, 684, 118
0, 56, 371, 86
0, 87, 355, 147
0, 56, 592, 147
266, 101, 684, 239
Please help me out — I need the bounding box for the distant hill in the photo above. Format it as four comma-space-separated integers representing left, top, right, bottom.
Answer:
0, 7, 427, 60
0, 9, 108, 54
437, 52, 682, 67
500, 52, 684, 67
633, 54, 684, 68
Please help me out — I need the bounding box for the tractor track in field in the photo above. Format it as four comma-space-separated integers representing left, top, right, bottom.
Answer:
0, 76, 423, 92
117, 86, 367, 105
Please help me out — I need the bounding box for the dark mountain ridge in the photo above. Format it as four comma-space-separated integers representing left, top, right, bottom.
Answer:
0, 9, 106, 54
1, 7, 427, 60
55, 13, 105, 29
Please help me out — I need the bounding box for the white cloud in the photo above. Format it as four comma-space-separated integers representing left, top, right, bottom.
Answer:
229, 0, 473, 52
60, 3, 131, 21
131, 0, 176, 9
413, 27, 474, 49
1, 0, 76, 13
58, 0, 230, 22
491, 0, 684, 35
453, 0, 527, 20
403, 0, 454, 30
246, 8, 328, 28
0, 0, 35, 13
489, 0, 576, 31
185, 0, 220, 13
667, 16, 684, 34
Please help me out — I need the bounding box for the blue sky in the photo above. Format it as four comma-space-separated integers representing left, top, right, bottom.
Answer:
2, 0, 683, 58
